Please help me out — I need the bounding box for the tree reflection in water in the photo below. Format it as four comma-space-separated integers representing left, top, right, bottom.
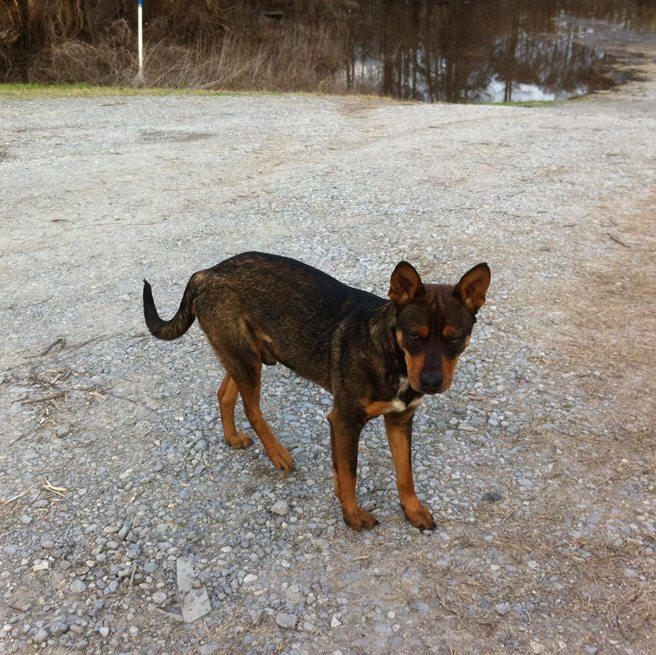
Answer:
338, 0, 656, 102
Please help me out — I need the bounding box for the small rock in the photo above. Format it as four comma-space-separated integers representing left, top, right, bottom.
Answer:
275, 612, 297, 629
331, 615, 342, 627
49, 620, 69, 636
98, 626, 110, 638
494, 602, 511, 615
243, 573, 258, 584
271, 500, 289, 516
530, 641, 545, 654
194, 439, 208, 453
152, 591, 168, 605
69, 579, 87, 595
33, 628, 49, 644
199, 644, 219, 655
250, 609, 264, 625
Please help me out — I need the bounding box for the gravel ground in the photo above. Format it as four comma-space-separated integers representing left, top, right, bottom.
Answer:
2, 48, 656, 654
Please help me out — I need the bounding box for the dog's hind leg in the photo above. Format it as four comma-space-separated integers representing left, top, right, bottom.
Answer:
202, 311, 294, 472
217, 374, 253, 449
234, 363, 295, 473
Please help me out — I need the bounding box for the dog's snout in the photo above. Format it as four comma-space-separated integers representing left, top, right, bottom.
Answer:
419, 370, 443, 393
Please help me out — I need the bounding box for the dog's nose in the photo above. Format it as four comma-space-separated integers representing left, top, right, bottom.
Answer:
419, 370, 443, 393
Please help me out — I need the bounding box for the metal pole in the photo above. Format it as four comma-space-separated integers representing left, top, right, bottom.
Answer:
137, 0, 144, 83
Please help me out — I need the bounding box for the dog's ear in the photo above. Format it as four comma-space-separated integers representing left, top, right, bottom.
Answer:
453, 263, 490, 313
389, 261, 425, 306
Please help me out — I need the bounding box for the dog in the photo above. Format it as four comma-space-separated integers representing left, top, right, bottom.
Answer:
143, 252, 490, 530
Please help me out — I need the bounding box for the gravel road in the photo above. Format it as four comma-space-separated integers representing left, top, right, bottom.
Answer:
1, 49, 656, 654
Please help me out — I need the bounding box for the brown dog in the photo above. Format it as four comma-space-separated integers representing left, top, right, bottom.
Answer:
143, 252, 490, 530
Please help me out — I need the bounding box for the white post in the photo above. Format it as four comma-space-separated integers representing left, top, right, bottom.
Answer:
137, 0, 144, 83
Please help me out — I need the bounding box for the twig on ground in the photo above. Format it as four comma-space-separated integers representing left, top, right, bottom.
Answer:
42, 478, 67, 496
3, 485, 35, 505
608, 233, 630, 248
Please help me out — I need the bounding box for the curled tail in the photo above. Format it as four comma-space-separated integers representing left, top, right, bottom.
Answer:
143, 272, 204, 340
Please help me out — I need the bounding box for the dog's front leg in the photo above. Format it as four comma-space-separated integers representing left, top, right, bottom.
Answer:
384, 411, 435, 530
327, 406, 378, 531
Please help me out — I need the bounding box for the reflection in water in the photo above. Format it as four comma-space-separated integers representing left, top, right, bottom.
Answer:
335, 0, 656, 102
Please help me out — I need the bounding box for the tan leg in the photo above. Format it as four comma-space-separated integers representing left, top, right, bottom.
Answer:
384, 411, 435, 530
328, 408, 378, 530
217, 373, 252, 449
234, 367, 294, 472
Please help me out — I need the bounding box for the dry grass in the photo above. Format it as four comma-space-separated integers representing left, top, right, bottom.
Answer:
139, 24, 345, 92
0, 1, 356, 90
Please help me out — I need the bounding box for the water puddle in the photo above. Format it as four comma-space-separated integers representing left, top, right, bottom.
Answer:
322, 0, 656, 102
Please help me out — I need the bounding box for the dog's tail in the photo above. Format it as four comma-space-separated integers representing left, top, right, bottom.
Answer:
143, 272, 204, 341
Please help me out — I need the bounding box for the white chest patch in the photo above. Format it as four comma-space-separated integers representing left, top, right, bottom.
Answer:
384, 399, 408, 414
385, 377, 424, 413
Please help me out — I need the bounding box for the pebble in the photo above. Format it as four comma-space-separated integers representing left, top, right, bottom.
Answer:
194, 439, 208, 453
275, 612, 298, 629
494, 602, 511, 615
49, 620, 69, 636
69, 580, 87, 595
33, 628, 49, 644
271, 500, 289, 516
152, 592, 168, 605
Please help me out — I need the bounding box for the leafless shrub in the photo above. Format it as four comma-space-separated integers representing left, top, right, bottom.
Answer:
0, 0, 356, 88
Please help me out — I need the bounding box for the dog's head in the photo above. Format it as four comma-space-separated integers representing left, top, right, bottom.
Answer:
389, 260, 491, 394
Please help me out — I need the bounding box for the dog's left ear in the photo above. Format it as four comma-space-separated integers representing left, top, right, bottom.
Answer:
389, 261, 425, 306
453, 263, 491, 313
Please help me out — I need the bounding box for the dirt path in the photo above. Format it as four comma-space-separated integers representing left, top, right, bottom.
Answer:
1, 53, 655, 654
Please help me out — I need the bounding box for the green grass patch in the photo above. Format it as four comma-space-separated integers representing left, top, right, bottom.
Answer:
0, 82, 406, 103
0, 82, 246, 99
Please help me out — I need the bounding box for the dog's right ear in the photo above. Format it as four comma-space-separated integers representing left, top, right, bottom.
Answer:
389, 261, 425, 306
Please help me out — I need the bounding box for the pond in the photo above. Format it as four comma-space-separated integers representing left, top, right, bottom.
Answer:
328, 0, 656, 102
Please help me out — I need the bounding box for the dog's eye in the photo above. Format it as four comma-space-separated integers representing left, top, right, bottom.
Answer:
447, 337, 460, 345
408, 332, 421, 341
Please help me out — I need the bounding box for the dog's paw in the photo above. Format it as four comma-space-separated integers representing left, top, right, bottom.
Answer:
403, 502, 435, 531
224, 432, 253, 449
268, 445, 295, 473
343, 508, 379, 531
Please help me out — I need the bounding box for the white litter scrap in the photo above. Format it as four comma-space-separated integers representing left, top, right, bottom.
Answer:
176, 558, 211, 623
